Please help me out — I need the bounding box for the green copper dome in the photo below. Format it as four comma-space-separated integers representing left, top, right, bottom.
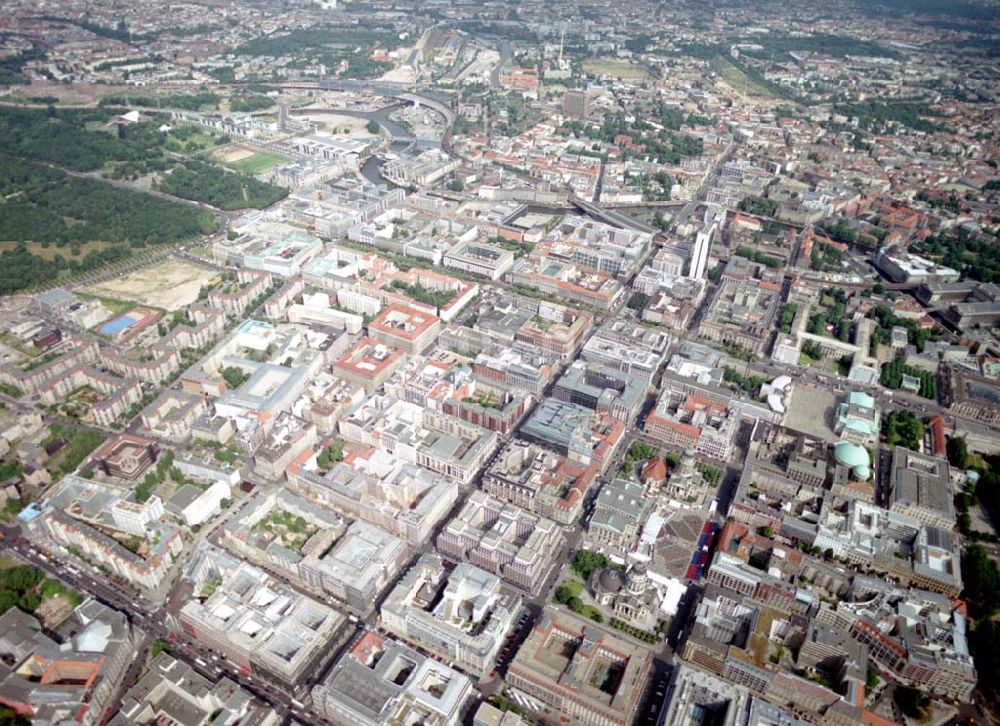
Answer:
834, 441, 871, 481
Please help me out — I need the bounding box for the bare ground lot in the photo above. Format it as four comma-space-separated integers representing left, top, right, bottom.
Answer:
295, 112, 377, 135
83, 258, 219, 311
213, 145, 258, 164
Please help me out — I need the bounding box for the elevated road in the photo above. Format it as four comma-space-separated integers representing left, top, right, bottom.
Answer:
569, 195, 659, 234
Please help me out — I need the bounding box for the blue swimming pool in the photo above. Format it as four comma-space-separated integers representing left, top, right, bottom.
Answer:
99, 313, 142, 336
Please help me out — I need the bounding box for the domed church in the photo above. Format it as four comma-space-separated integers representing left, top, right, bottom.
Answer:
588, 561, 660, 628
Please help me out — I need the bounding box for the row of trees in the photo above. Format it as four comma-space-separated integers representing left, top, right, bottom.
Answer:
723, 366, 766, 394
831, 100, 942, 133
0, 565, 45, 617
810, 242, 843, 271
101, 92, 220, 111
230, 94, 275, 112
734, 246, 783, 268
778, 303, 798, 333
739, 32, 898, 61
0, 43, 45, 85
880, 359, 936, 399
867, 304, 937, 353
236, 27, 401, 57
387, 280, 455, 308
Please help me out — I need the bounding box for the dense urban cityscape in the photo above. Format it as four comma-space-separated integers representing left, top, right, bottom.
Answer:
0, 0, 997, 724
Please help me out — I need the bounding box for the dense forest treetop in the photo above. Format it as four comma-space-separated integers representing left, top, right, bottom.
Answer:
235, 26, 404, 57
0, 106, 168, 172
735, 33, 900, 61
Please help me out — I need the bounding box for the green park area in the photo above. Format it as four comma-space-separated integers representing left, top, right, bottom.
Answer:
714, 57, 783, 99
0, 105, 289, 294
229, 151, 289, 175
582, 57, 653, 80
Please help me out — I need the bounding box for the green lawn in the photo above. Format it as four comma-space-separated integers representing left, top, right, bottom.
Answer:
557, 579, 583, 597
40, 579, 83, 607
229, 152, 289, 175
582, 58, 652, 80
715, 57, 783, 99
75, 292, 134, 316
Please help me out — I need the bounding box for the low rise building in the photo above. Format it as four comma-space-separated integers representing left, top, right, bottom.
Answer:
381, 554, 522, 677
644, 394, 739, 461
483, 440, 599, 525
0, 599, 135, 726
312, 631, 473, 726
437, 491, 564, 594
520, 398, 625, 473
214, 225, 323, 277
339, 396, 499, 486
888, 447, 954, 530
286, 451, 458, 545
471, 345, 555, 396
834, 391, 880, 446
252, 415, 318, 481
177, 542, 348, 685
874, 248, 960, 285
332, 337, 407, 391
164, 479, 231, 528
948, 366, 1000, 426
696, 269, 781, 354
109, 652, 280, 726
369, 303, 442, 354
506, 608, 652, 726
655, 664, 753, 726
553, 360, 647, 424
92, 435, 159, 481
443, 240, 516, 280
382, 148, 458, 186
587, 479, 650, 554
507, 257, 624, 311
515, 307, 593, 364
302, 520, 408, 613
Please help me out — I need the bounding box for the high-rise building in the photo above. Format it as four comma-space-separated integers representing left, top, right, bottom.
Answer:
562, 89, 590, 119
688, 224, 713, 281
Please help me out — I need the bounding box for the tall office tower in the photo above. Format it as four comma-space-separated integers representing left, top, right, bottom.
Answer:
689, 225, 713, 280
562, 89, 590, 119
